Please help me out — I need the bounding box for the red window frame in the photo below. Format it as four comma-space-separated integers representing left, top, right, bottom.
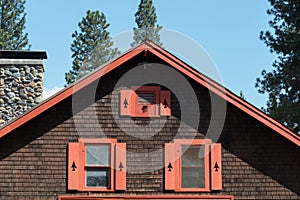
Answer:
68, 138, 126, 192
165, 139, 222, 192
175, 139, 211, 192
78, 138, 116, 192
131, 86, 160, 117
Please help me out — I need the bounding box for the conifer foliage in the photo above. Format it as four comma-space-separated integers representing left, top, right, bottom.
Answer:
0, 0, 30, 50
132, 0, 162, 46
65, 10, 120, 85
256, 0, 300, 133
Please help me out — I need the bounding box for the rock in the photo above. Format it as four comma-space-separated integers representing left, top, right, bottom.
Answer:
4, 88, 11, 92
29, 81, 35, 88
0, 68, 4, 76
36, 81, 43, 87
25, 66, 30, 73
17, 100, 26, 105
22, 79, 31, 84
34, 77, 40, 82
3, 116, 10, 121
12, 72, 20, 79
19, 89, 27, 98
13, 97, 21, 102
28, 97, 34, 103
27, 87, 34, 93
20, 70, 25, 77
0, 88, 5, 96
35, 96, 42, 103
25, 73, 34, 80
11, 87, 17, 92
4, 78, 14, 83
6, 99, 12, 104
30, 67, 37, 75
10, 67, 20, 73
37, 73, 43, 78
7, 92, 15, 98
0, 79, 4, 86
27, 92, 35, 98
5, 70, 12, 76
12, 81, 18, 87
3, 96, 9, 102
36, 66, 43, 72
34, 88, 43, 93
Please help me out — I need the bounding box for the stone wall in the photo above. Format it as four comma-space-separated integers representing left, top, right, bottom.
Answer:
0, 65, 44, 125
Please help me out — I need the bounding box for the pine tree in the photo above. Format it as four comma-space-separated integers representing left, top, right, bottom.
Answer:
65, 10, 120, 85
0, 0, 30, 50
132, 0, 162, 46
256, 0, 300, 133
239, 91, 246, 100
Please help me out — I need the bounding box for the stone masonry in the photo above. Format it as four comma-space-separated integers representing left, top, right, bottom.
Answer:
0, 51, 47, 126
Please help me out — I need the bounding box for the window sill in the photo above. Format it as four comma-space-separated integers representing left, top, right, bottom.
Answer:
174, 188, 211, 192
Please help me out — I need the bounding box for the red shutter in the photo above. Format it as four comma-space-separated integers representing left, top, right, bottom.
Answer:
120, 90, 135, 116
210, 143, 222, 190
115, 143, 126, 190
164, 143, 176, 190
68, 142, 80, 190
160, 91, 171, 116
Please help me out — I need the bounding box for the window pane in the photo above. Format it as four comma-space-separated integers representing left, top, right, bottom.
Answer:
182, 145, 204, 167
86, 144, 110, 166
182, 167, 204, 188
86, 168, 109, 187
138, 93, 154, 104
181, 145, 205, 188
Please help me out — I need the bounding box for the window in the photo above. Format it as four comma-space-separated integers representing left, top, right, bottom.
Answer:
85, 144, 110, 188
68, 138, 126, 191
133, 86, 160, 117
138, 93, 155, 104
120, 86, 171, 117
181, 145, 205, 188
165, 139, 222, 192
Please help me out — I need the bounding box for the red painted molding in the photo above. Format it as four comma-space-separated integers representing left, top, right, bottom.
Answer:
131, 86, 160, 117
58, 195, 234, 200
0, 41, 299, 148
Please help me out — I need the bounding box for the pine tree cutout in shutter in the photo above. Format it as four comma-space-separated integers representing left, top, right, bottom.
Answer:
120, 90, 135, 116
160, 91, 171, 116
115, 143, 126, 190
164, 143, 176, 190
210, 143, 222, 190
68, 142, 80, 190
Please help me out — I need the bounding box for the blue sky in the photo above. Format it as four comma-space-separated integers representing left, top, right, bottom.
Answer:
25, 0, 275, 108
